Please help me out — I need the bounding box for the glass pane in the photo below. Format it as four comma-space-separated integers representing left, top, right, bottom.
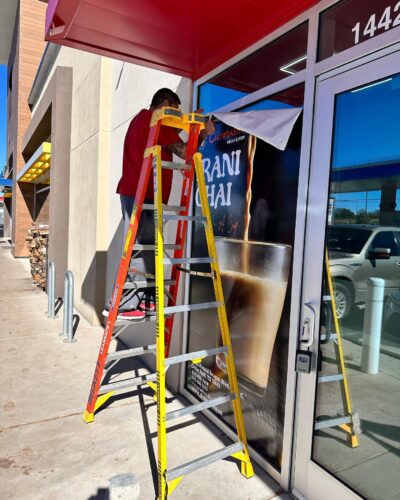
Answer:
318, 0, 400, 61
198, 23, 308, 112
186, 85, 304, 470
312, 73, 400, 499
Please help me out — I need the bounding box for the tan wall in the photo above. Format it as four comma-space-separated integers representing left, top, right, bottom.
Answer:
9, 0, 47, 257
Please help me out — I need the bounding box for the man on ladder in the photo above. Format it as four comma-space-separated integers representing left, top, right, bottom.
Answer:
105, 88, 214, 320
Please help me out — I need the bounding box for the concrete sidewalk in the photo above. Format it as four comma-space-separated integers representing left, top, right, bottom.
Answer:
0, 239, 289, 500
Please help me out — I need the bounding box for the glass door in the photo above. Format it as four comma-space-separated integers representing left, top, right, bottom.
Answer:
293, 50, 400, 500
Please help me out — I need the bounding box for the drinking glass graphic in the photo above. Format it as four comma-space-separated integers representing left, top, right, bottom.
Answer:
215, 237, 292, 389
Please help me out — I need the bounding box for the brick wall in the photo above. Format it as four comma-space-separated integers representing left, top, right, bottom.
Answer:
9, 0, 47, 256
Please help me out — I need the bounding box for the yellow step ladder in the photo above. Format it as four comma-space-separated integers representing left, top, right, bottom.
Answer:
315, 250, 361, 448
83, 107, 254, 499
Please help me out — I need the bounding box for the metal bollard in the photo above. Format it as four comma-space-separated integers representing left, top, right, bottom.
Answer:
47, 261, 56, 318
61, 270, 77, 343
108, 474, 140, 500
361, 277, 385, 374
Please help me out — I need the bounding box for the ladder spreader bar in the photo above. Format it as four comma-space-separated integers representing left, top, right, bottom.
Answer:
161, 161, 191, 171
106, 345, 156, 361
164, 301, 221, 315
320, 333, 338, 341
164, 345, 228, 366
166, 394, 235, 421
318, 374, 344, 383
176, 266, 214, 278
123, 279, 176, 289
133, 244, 181, 251
164, 257, 213, 265
143, 203, 184, 212
166, 442, 243, 482
98, 372, 156, 394
315, 416, 351, 430
163, 215, 207, 223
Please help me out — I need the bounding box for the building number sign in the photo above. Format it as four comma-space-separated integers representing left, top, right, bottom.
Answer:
352, 3, 400, 44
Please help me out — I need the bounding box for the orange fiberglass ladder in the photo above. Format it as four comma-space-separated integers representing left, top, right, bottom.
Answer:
82, 107, 254, 499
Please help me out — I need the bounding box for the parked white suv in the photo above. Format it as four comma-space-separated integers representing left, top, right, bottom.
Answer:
327, 224, 400, 319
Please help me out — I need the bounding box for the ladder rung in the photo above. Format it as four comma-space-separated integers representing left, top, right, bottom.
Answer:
133, 244, 181, 251
164, 346, 228, 367
163, 257, 213, 265
164, 301, 221, 315
318, 374, 344, 383
320, 333, 338, 341
166, 442, 243, 482
106, 345, 156, 361
98, 372, 157, 394
143, 203, 184, 212
166, 394, 235, 421
163, 214, 207, 223
315, 415, 351, 430
124, 279, 176, 289
161, 161, 191, 171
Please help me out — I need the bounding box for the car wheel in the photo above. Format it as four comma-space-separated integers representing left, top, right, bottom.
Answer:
333, 281, 352, 319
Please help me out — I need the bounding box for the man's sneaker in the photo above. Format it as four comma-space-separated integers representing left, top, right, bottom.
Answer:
102, 308, 146, 321
139, 297, 156, 314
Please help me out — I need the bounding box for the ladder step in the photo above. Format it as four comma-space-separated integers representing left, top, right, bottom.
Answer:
98, 372, 156, 394
315, 415, 351, 430
166, 442, 243, 482
323, 295, 332, 302
161, 161, 191, 171
318, 374, 344, 383
164, 301, 221, 315
163, 214, 207, 223
143, 203, 184, 212
133, 244, 181, 251
163, 257, 213, 265
320, 333, 338, 341
166, 394, 235, 421
106, 345, 156, 361
165, 346, 228, 367
124, 279, 176, 289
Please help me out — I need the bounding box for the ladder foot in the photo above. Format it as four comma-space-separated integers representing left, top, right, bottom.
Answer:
240, 460, 255, 479
347, 434, 359, 448
83, 391, 115, 423
232, 450, 254, 479
167, 476, 183, 496
83, 410, 94, 423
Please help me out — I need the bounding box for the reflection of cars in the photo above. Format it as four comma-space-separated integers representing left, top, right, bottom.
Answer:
383, 290, 400, 337
327, 225, 400, 319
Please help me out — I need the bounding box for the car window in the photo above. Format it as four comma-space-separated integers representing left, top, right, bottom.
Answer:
370, 231, 399, 256
327, 227, 372, 253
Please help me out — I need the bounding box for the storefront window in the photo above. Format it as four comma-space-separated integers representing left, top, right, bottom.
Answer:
318, 0, 400, 61
198, 23, 308, 112
185, 84, 304, 470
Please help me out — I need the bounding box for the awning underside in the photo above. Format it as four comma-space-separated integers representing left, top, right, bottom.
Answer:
45, 0, 319, 80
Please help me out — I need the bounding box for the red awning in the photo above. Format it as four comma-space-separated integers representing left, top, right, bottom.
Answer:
45, 0, 319, 80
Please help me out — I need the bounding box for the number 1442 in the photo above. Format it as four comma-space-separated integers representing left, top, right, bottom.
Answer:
352, 3, 400, 44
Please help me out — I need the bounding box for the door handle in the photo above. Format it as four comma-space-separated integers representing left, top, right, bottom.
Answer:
300, 303, 316, 349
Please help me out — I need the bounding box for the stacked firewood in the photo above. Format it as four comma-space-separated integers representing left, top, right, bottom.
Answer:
26, 223, 49, 289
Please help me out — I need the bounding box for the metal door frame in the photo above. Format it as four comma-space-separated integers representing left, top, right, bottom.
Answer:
292, 47, 400, 500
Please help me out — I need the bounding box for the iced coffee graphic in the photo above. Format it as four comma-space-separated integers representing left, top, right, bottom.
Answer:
211, 130, 291, 389
188, 118, 299, 466
216, 238, 291, 389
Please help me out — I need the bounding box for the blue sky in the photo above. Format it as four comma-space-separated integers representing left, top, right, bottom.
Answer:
0, 65, 7, 171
